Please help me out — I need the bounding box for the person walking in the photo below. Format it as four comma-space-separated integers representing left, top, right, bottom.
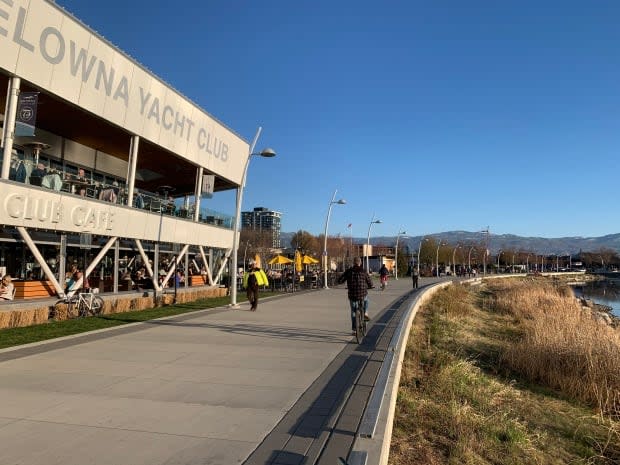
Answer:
412, 267, 419, 289
243, 260, 268, 311
379, 263, 389, 290
337, 257, 373, 335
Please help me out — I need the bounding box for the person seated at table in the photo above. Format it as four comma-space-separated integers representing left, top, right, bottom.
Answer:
65, 264, 88, 298
99, 183, 118, 203
73, 167, 87, 181
0, 275, 15, 301
31, 162, 47, 178
166, 196, 176, 214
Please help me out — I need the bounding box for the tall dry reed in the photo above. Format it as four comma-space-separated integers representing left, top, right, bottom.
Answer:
492, 279, 620, 416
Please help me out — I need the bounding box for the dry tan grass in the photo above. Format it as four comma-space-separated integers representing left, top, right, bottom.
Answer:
390, 280, 620, 465
491, 279, 620, 415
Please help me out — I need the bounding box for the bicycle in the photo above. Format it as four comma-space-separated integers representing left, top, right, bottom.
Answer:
53, 290, 104, 319
353, 298, 367, 343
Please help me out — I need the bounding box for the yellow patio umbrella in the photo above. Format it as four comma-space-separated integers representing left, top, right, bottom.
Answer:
295, 250, 303, 273
268, 254, 293, 265
302, 255, 319, 265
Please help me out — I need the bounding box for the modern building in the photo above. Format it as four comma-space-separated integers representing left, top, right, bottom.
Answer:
0, 0, 251, 297
241, 207, 282, 248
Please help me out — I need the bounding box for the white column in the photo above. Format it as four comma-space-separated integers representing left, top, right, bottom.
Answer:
1, 77, 20, 179
126, 135, 139, 206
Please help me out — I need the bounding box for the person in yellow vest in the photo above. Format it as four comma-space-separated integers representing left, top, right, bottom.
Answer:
244, 260, 269, 311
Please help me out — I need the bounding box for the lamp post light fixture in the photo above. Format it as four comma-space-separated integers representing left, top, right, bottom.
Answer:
366, 214, 382, 272
394, 229, 407, 280
497, 249, 503, 273
452, 244, 461, 276
323, 190, 346, 289
230, 127, 276, 307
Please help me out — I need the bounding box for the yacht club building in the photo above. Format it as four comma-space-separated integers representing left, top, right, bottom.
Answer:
0, 0, 249, 297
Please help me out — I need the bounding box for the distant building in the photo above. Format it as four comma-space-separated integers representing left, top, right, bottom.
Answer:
241, 207, 282, 248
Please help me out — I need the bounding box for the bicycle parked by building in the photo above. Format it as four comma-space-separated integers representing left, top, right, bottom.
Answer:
52, 289, 103, 319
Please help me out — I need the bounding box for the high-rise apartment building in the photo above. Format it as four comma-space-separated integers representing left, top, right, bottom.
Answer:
241, 207, 282, 248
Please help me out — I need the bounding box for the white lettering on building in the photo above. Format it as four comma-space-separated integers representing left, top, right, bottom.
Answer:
0, 1, 232, 163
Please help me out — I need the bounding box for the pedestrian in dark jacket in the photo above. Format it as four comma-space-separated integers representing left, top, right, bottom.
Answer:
246, 261, 260, 311
412, 268, 419, 289
337, 257, 373, 334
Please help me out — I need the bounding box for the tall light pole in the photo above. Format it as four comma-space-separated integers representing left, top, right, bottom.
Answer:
366, 214, 381, 272
468, 246, 475, 271
452, 244, 461, 276
480, 227, 490, 276
323, 190, 346, 289
417, 237, 429, 277
436, 241, 444, 277
230, 127, 276, 307
394, 229, 406, 280
497, 249, 503, 273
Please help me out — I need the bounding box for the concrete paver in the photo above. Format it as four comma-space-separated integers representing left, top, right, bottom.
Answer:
0, 277, 424, 465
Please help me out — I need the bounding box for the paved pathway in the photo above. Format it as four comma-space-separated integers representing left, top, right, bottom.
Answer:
0, 276, 431, 465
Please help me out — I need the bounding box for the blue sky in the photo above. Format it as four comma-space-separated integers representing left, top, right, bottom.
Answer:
57, 0, 619, 239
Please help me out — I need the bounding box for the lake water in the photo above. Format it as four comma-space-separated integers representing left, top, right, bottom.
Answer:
572, 279, 620, 317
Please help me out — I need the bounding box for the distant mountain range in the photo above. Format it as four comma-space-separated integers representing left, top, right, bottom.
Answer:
280, 231, 620, 255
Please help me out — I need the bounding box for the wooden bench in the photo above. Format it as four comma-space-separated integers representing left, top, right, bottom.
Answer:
189, 275, 208, 286
13, 280, 57, 299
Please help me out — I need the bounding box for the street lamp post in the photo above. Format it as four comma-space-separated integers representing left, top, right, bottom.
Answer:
435, 241, 444, 277
366, 214, 381, 272
394, 229, 406, 280
452, 244, 461, 276
230, 127, 276, 307
417, 237, 429, 277
497, 250, 503, 273
323, 190, 346, 289
468, 246, 475, 271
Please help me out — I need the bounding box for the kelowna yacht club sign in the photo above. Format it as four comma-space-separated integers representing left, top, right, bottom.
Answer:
0, 0, 236, 165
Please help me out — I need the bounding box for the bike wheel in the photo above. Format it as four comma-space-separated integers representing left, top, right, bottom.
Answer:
361, 313, 367, 337
77, 299, 88, 318
89, 296, 104, 316
355, 309, 362, 344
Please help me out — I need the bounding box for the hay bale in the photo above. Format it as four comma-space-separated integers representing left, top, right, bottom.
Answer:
0, 311, 11, 329
7, 308, 49, 328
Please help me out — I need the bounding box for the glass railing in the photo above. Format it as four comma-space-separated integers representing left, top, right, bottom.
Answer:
2, 158, 234, 229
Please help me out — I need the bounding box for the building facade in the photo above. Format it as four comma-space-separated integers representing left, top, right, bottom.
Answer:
241, 207, 282, 248
0, 0, 249, 297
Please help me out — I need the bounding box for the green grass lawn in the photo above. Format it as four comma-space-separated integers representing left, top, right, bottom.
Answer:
0, 293, 278, 350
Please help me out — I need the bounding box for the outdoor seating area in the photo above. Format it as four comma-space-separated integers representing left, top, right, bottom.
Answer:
7, 149, 233, 226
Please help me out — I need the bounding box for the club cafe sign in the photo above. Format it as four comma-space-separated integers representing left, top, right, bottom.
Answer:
5, 193, 115, 232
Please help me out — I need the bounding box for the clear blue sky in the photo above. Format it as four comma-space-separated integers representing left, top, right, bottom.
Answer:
57, 0, 619, 239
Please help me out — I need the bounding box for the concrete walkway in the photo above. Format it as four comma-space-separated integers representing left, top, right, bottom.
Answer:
0, 276, 428, 465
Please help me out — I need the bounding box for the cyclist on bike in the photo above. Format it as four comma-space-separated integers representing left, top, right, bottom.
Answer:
379, 264, 389, 290
337, 257, 373, 335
